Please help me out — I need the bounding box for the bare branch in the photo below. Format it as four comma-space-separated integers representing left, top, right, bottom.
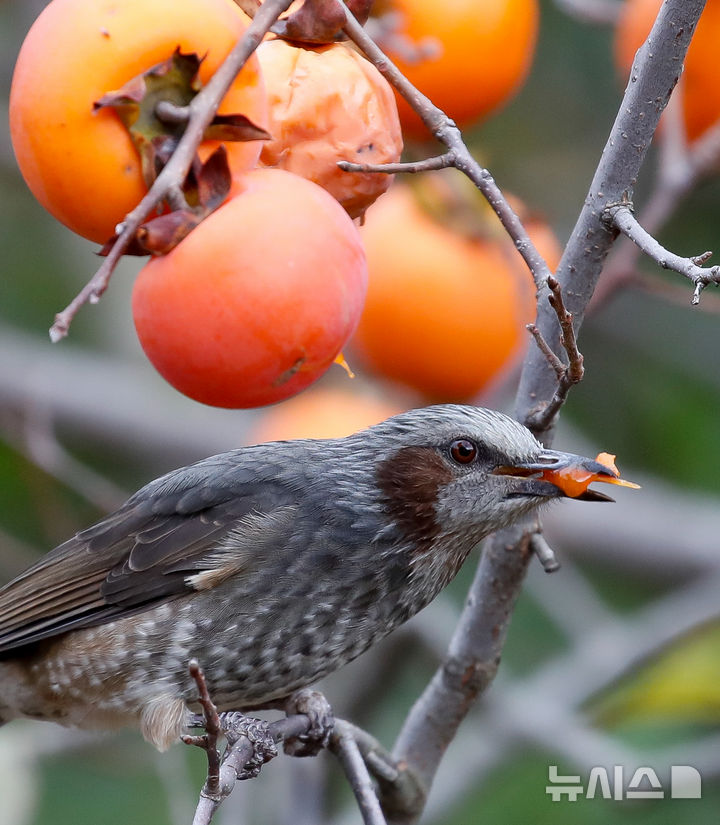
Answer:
339, 5, 554, 291
0, 405, 127, 512
387, 3, 708, 819
606, 201, 720, 304
182, 661, 222, 797
526, 277, 584, 432
526, 324, 566, 380
330, 720, 388, 825
516, 0, 706, 431
529, 532, 561, 574
593, 98, 720, 309
337, 153, 454, 175
339, 722, 426, 824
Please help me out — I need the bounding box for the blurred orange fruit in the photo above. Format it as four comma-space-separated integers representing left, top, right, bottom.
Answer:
381, 0, 539, 138
248, 386, 405, 442
615, 0, 720, 142
351, 180, 561, 401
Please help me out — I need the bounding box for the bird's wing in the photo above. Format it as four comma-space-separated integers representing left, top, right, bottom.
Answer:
0, 454, 300, 653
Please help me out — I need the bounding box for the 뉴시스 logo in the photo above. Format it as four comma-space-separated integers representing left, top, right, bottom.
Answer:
545, 764, 702, 801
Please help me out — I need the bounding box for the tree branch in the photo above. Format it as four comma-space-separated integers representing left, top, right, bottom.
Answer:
339, 6, 554, 291
525, 276, 585, 431
592, 95, 720, 309
605, 201, 720, 304
384, 2, 708, 821
553, 0, 623, 25
329, 721, 388, 825
516, 0, 706, 430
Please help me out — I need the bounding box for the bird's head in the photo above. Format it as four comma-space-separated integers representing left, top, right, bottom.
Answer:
349, 404, 620, 555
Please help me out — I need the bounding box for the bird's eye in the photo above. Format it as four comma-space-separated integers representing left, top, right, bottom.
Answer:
449, 439, 478, 465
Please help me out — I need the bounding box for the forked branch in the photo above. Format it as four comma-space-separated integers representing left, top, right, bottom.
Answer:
526, 277, 585, 432
605, 201, 720, 304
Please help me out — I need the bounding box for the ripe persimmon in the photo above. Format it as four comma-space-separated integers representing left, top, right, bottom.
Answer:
615, 0, 720, 141
256, 39, 402, 219
248, 386, 406, 442
10, 0, 267, 243
132, 169, 368, 409
351, 180, 561, 401
380, 0, 539, 138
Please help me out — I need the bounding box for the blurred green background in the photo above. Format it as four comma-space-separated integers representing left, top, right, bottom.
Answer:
1, 1, 719, 824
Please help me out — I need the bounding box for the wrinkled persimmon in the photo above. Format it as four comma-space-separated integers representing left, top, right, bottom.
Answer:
257, 39, 403, 219
351, 181, 561, 401
10, 0, 267, 243
132, 169, 368, 409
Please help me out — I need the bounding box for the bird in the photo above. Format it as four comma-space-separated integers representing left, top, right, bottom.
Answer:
0, 404, 614, 750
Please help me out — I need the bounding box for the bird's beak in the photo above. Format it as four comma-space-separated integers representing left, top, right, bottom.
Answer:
495, 449, 626, 502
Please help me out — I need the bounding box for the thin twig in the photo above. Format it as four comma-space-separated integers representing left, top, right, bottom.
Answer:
49, 0, 294, 342
182, 660, 222, 796
549, 278, 584, 383
339, 5, 554, 291
525, 276, 584, 431
337, 153, 454, 175
605, 202, 720, 304
592, 96, 720, 309
526, 324, 565, 381
529, 532, 561, 574
330, 720, 388, 825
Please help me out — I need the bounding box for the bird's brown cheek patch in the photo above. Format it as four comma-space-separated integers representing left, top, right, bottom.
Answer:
375, 446, 453, 555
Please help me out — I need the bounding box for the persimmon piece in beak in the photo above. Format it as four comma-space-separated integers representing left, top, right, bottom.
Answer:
539, 451, 641, 499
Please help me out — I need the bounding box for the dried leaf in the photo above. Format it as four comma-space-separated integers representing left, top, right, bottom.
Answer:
196, 146, 232, 212
204, 113, 271, 144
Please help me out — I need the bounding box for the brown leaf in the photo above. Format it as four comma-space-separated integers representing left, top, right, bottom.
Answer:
273, 0, 346, 43
204, 113, 271, 144
196, 146, 232, 212
135, 210, 203, 256
97, 209, 203, 257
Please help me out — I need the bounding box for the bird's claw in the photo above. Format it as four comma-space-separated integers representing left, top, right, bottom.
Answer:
219, 712, 278, 780
283, 688, 335, 757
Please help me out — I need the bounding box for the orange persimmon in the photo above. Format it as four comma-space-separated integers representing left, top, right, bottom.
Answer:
10, 0, 267, 243
381, 0, 539, 138
132, 169, 368, 409
351, 181, 561, 402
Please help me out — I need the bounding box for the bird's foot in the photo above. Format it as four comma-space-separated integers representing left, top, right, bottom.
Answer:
283, 688, 334, 757
219, 711, 278, 779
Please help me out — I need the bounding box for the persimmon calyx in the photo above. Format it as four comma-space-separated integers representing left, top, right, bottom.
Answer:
94, 48, 269, 189
99, 144, 232, 256
270, 0, 373, 44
